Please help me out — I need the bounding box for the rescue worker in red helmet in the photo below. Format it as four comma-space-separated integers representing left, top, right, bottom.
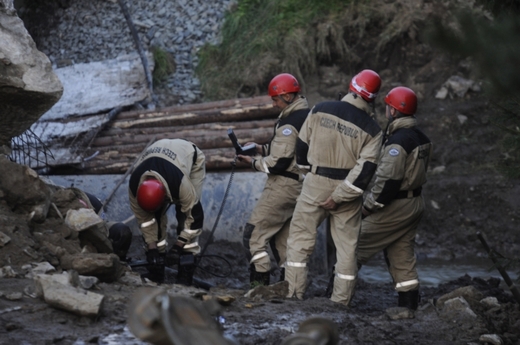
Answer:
285, 69, 383, 305
358, 86, 432, 310
237, 73, 310, 288
128, 138, 206, 285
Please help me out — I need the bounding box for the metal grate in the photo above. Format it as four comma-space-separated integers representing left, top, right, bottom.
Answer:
9, 128, 54, 169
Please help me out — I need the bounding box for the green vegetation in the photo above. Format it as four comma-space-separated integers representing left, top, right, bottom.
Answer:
195, 0, 439, 100
195, 0, 350, 100
152, 46, 176, 85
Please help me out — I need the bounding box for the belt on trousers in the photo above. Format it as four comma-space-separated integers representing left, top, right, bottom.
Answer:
310, 166, 350, 180
395, 187, 422, 199
272, 170, 300, 181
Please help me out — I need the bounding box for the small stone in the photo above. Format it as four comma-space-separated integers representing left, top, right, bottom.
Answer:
0, 231, 11, 246
5, 292, 23, 300
479, 334, 503, 345
480, 296, 500, 308
385, 307, 415, 320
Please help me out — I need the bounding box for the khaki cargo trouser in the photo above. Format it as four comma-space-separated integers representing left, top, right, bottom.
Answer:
244, 175, 302, 273
358, 196, 424, 292
285, 173, 361, 305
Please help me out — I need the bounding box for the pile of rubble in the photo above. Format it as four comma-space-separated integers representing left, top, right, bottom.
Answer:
0, 155, 141, 317
20, 0, 234, 106
1, 155, 519, 343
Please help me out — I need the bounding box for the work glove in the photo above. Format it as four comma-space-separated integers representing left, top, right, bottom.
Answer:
165, 240, 186, 267
361, 206, 371, 219
146, 248, 162, 266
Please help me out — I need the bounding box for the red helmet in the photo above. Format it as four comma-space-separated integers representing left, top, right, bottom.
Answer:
349, 69, 381, 102
268, 73, 301, 97
137, 179, 166, 212
385, 86, 417, 115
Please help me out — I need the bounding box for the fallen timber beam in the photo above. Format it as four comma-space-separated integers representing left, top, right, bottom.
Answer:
81, 126, 273, 174
97, 119, 275, 138
112, 104, 278, 129
79, 148, 251, 174
115, 95, 275, 120
92, 121, 275, 147
89, 127, 273, 152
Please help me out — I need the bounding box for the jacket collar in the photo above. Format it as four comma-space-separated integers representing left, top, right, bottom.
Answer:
341, 93, 373, 116
279, 96, 309, 119
388, 116, 417, 134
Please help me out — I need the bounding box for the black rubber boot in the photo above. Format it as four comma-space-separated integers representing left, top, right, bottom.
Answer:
145, 264, 165, 284
279, 267, 285, 282
398, 290, 420, 310
325, 272, 335, 298
176, 253, 195, 286
249, 265, 270, 288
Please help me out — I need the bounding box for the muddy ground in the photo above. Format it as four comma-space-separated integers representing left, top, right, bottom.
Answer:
2, 0, 520, 343
1, 90, 520, 345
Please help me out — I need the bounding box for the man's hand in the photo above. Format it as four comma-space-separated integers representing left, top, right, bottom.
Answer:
244, 142, 262, 155
361, 206, 372, 219
237, 154, 253, 164
320, 196, 338, 210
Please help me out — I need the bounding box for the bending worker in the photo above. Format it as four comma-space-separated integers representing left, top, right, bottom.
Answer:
238, 73, 310, 287
285, 69, 383, 305
358, 86, 432, 310
128, 138, 206, 285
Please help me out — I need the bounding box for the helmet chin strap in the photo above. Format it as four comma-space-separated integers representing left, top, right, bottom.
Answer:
281, 93, 296, 105
382, 119, 391, 145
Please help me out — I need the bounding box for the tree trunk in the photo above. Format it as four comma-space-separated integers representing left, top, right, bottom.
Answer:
90, 127, 274, 148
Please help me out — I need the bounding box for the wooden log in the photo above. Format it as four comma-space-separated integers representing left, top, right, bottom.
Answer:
97, 119, 275, 138
90, 127, 274, 148
115, 95, 274, 120
79, 147, 252, 174
112, 104, 278, 129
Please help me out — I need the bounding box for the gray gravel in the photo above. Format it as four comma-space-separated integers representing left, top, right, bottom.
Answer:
30, 0, 234, 107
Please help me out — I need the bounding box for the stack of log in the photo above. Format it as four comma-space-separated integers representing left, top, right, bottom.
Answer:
81, 96, 279, 174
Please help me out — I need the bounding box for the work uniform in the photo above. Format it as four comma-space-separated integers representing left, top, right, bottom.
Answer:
285, 93, 382, 304
243, 96, 310, 275
358, 116, 432, 292
128, 139, 206, 254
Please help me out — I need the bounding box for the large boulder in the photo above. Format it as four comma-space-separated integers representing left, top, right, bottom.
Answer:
0, 0, 63, 148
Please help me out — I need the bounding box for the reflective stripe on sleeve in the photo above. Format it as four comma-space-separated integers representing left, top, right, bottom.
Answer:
140, 219, 156, 228
396, 279, 419, 289
183, 242, 199, 249
157, 239, 167, 248
344, 179, 363, 194
336, 273, 356, 281
250, 251, 269, 264
183, 228, 200, 235
262, 160, 269, 174
286, 261, 307, 268
373, 200, 385, 208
